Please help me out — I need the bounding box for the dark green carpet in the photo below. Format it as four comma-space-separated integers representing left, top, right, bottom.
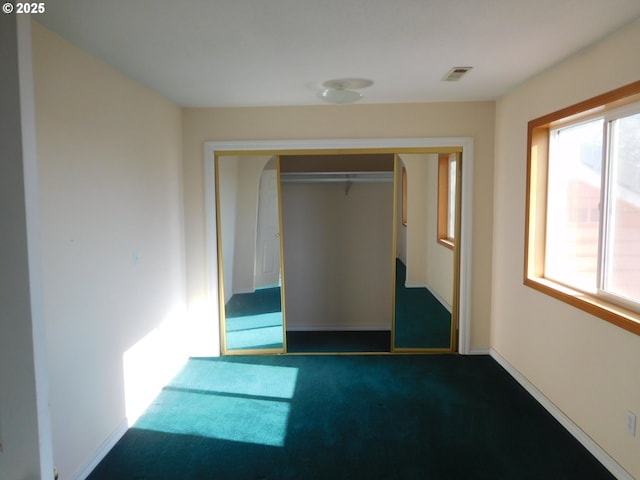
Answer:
88, 355, 614, 480
286, 330, 390, 352
225, 287, 282, 317
225, 287, 283, 350
395, 259, 452, 349
225, 268, 452, 352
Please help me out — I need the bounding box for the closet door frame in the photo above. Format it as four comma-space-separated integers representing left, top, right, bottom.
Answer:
204, 138, 474, 355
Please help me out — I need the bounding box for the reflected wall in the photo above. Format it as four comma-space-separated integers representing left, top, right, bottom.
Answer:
393, 154, 457, 351
216, 155, 285, 353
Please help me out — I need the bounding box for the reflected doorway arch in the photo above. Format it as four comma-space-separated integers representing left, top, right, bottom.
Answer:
254, 159, 281, 290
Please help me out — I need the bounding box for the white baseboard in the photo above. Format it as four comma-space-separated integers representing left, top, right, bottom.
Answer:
74, 419, 128, 480
489, 349, 633, 480
468, 348, 490, 355
404, 282, 427, 289
425, 285, 452, 313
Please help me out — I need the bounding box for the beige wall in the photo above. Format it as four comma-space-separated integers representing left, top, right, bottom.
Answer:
425, 157, 454, 307
282, 182, 393, 331
0, 16, 53, 480
217, 157, 239, 301
492, 18, 640, 478
395, 154, 453, 307
401, 154, 429, 287
232, 156, 272, 294
32, 22, 186, 478
218, 155, 273, 299
183, 101, 495, 349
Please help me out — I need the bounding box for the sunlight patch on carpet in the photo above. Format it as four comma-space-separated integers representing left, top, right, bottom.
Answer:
225, 312, 284, 350
132, 360, 298, 447
134, 390, 291, 446
171, 359, 298, 399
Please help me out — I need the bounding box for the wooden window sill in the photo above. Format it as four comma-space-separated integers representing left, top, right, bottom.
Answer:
437, 238, 454, 250
524, 277, 640, 336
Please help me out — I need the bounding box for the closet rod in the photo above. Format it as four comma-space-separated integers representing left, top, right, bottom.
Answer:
280, 171, 393, 184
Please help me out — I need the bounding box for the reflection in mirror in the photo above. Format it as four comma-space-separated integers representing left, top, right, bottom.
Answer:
217, 155, 285, 353
393, 154, 456, 351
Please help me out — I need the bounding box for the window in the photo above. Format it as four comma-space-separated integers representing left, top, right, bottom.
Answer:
525, 81, 640, 335
438, 153, 457, 249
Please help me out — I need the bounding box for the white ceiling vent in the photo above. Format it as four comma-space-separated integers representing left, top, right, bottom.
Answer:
443, 67, 473, 81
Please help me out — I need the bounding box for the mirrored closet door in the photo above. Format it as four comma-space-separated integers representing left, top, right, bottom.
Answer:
392, 153, 460, 352
216, 155, 286, 354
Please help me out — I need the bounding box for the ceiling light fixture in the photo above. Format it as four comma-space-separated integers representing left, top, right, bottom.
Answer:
317, 78, 374, 104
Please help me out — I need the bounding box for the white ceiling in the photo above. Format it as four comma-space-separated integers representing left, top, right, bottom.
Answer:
38, 0, 640, 107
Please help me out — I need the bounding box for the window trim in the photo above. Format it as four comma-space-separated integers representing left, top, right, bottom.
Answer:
437, 154, 456, 249
401, 166, 407, 226
524, 80, 640, 336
